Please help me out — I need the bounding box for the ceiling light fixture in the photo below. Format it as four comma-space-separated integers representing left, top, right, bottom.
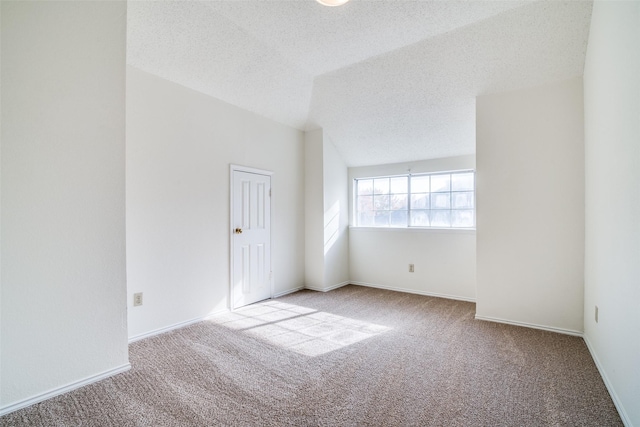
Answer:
316, 0, 350, 6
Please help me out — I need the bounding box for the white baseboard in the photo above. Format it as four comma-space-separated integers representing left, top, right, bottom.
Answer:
325, 281, 350, 291
583, 335, 633, 427
273, 286, 304, 298
128, 308, 229, 343
474, 314, 583, 337
304, 281, 350, 293
129, 289, 308, 344
350, 281, 476, 303
0, 363, 131, 417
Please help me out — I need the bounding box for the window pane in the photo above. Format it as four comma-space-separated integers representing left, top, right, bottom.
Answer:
374, 195, 389, 210
373, 178, 389, 195
451, 172, 474, 191
411, 176, 429, 193
452, 192, 474, 209
411, 193, 429, 209
431, 193, 451, 209
410, 210, 429, 226
374, 211, 390, 226
356, 170, 474, 229
390, 210, 408, 227
452, 210, 474, 228
357, 179, 373, 195
431, 174, 450, 192
358, 195, 374, 213
358, 211, 374, 226
390, 194, 407, 210
390, 177, 408, 194
431, 210, 451, 227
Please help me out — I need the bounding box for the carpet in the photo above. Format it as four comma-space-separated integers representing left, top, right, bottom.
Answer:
1, 285, 622, 426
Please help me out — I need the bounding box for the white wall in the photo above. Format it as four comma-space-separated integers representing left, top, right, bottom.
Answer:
126, 66, 305, 340
322, 135, 349, 289
304, 130, 350, 291
0, 2, 3, 398
349, 156, 476, 301
1, 1, 128, 411
476, 77, 585, 334
304, 129, 325, 290
583, 2, 640, 425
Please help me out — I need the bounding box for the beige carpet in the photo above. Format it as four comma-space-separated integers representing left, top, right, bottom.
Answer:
2, 285, 622, 426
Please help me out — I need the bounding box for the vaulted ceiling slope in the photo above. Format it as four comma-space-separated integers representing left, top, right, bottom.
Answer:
128, 0, 593, 167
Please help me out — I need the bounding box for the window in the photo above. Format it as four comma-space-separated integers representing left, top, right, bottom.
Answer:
355, 170, 475, 228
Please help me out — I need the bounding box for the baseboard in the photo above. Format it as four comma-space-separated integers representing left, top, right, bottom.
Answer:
129, 289, 308, 344
350, 281, 476, 303
474, 314, 583, 337
273, 286, 304, 298
583, 335, 633, 427
0, 363, 131, 417
304, 281, 350, 293
128, 308, 229, 343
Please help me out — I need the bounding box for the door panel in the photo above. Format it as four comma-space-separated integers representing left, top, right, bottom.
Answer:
232, 170, 271, 309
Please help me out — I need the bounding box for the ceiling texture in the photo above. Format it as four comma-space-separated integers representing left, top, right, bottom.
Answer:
127, 0, 593, 167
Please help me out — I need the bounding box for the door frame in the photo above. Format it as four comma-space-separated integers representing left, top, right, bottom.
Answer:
229, 164, 274, 310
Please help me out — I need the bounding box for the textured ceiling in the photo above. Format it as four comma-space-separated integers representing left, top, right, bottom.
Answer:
127, 0, 593, 167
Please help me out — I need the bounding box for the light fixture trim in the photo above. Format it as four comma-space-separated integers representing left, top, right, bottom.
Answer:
316, 0, 350, 7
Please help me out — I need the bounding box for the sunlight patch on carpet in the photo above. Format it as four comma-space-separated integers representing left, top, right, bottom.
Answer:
209, 300, 391, 356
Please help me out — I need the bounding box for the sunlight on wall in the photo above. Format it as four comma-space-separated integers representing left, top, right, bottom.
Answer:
209, 300, 390, 357
324, 201, 340, 255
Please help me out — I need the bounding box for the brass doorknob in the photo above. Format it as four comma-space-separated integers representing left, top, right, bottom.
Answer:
234, 228, 243, 234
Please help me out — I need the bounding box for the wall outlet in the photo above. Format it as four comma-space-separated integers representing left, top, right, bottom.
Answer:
133, 292, 143, 307
409, 264, 415, 273
595, 305, 598, 323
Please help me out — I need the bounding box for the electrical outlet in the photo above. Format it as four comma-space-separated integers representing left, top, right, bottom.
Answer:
133, 292, 143, 307
409, 264, 415, 273
595, 305, 598, 323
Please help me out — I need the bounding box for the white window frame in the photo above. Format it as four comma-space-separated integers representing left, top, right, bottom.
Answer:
353, 169, 476, 229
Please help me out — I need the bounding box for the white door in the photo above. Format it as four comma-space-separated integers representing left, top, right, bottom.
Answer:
231, 169, 272, 309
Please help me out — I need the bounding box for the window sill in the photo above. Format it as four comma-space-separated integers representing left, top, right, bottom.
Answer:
349, 226, 476, 235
